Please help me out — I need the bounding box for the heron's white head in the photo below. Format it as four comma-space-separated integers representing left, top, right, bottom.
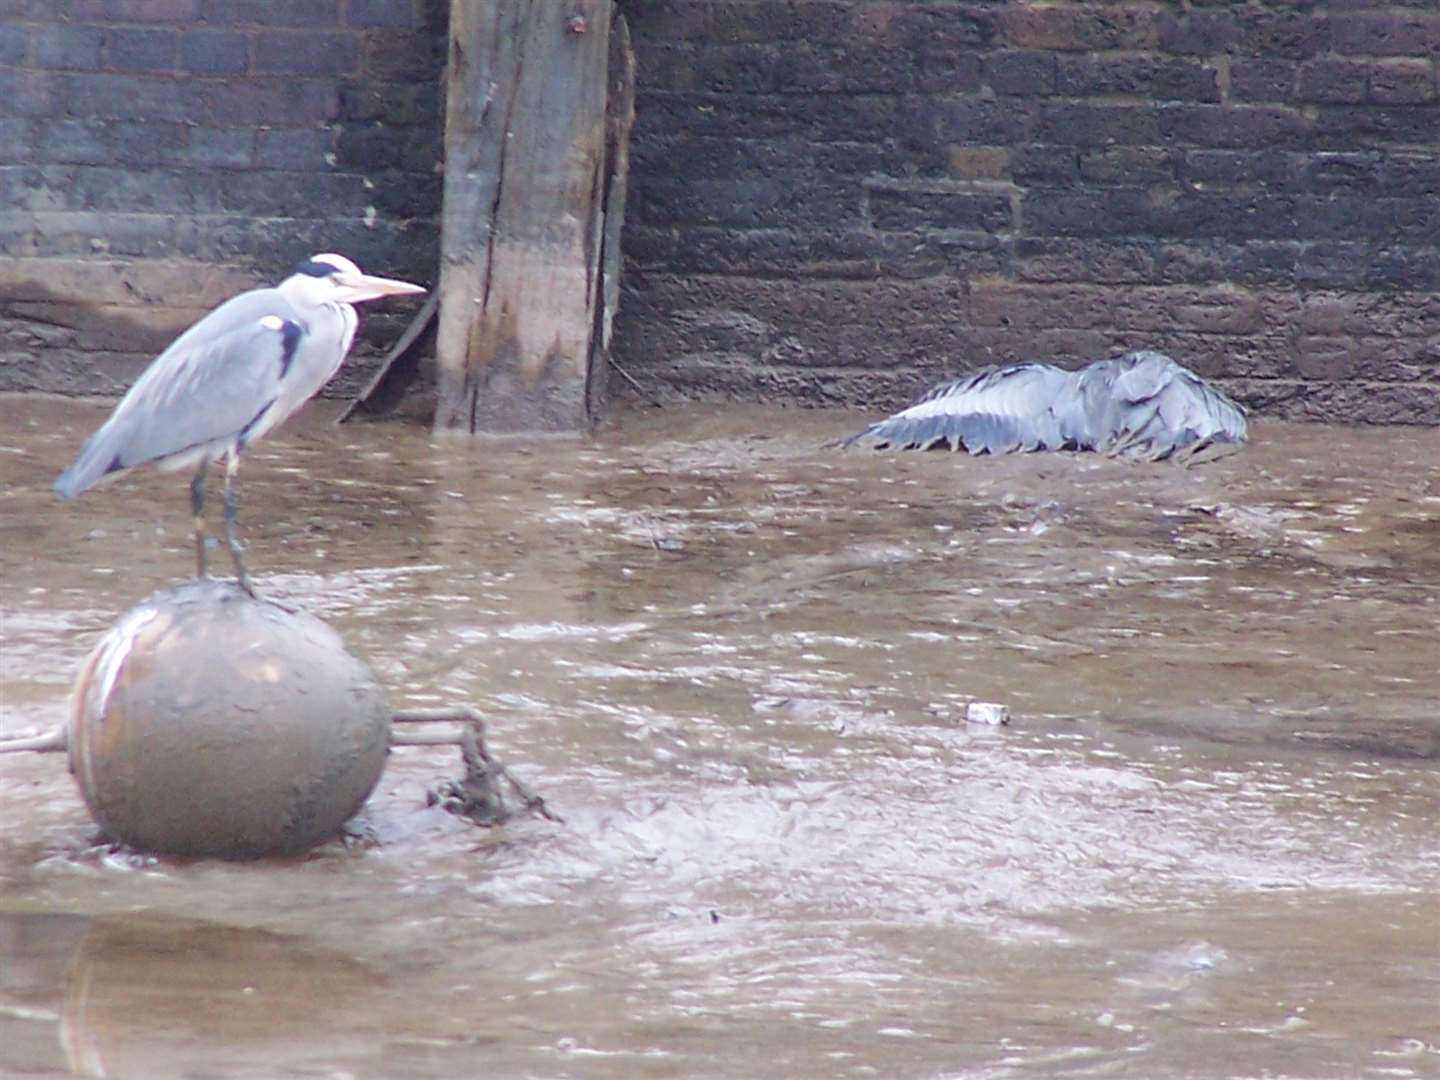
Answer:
281, 253, 426, 307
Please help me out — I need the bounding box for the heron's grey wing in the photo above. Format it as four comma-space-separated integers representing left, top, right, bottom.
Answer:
1082, 352, 1248, 461
835, 364, 1076, 453
55, 290, 305, 497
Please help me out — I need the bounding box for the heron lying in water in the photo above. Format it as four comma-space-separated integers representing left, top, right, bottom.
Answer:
54, 253, 425, 594
837, 351, 1248, 462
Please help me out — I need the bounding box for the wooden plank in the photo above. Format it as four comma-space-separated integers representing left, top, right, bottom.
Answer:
434, 0, 618, 434
587, 13, 636, 421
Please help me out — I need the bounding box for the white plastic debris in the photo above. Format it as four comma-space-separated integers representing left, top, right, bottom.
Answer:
965, 702, 1011, 726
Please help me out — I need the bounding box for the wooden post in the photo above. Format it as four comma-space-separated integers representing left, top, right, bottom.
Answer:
435, 0, 632, 434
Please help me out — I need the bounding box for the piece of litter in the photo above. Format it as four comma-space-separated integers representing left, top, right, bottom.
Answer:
966, 702, 1010, 726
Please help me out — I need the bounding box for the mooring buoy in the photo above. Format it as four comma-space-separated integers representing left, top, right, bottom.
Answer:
65, 579, 392, 859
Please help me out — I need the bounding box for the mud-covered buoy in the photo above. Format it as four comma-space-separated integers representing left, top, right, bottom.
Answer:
67, 579, 391, 859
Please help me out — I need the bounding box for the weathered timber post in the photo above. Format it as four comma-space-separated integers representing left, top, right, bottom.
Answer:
435, 0, 633, 434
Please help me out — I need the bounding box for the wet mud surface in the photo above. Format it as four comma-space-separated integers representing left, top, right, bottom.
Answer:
2, 396, 1438, 1078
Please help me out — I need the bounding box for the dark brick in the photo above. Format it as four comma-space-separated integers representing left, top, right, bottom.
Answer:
1156, 241, 1300, 287
617, 0, 709, 43
345, 0, 415, 29
186, 127, 254, 167
1003, 5, 1156, 51
1235, 10, 1330, 59
188, 78, 338, 125
1015, 236, 1159, 283
334, 121, 406, 171
256, 126, 333, 169
1032, 103, 1163, 146
645, 43, 778, 94
1011, 144, 1079, 184
1380, 155, 1440, 196
1156, 12, 1238, 55
1369, 59, 1436, 104
1329, 13, 1440, 57
215, 168, 366, 214
987, 50, 1056, 96
28, 209, 176, 257
633, 174, 854, 230
1024, 189, 1146, 237
33, 26, 103, 71
1160, 104, 1307, 148
111, 121, 186, 165
107, 29, 177, 72
70, 165, 196, 212
0, 24, 28, 66
361, 169, 441, 218
1362, 246, 1440, 291
360, 32, 443, 81
889, 6, 1000, 52
868, 187, 1012, 233
1159, 192, 1300, 240
180, 30, 250, 75
1180, 150, 1305, 191
1293, 195, 1398, 241
915, 47, 983, 95
1390, 196, 1440, 237
0, 70, 58, 116
1303, 152, 1384, 192
0, 164, 74, 212
1296, 241, 1369, 288
37, 121, 107, 164
1296, 58, 1369, 104
1079, 147, 1175, 186
1056, 55, 1221, 102
253, 31, 358, 76
0, 117, 30, 157
78, 0, 200, 21
777, 45, 917, 95
1310, 105, 1440, 149
336, 80, 437, 125
65, 73, 192, 123
931, 99, 1029, 146
1230, 59, 1295, 103
199, 0, 339, 27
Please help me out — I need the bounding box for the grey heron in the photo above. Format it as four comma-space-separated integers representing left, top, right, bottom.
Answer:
54, 253, 425, 595
837, 351, 1248, 462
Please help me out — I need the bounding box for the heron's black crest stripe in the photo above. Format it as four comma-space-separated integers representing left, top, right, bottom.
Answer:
277, 319, 303, 379
294, 258, 335, 278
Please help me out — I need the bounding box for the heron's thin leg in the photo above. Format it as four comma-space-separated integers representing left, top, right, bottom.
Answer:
222, 452, 255, 597
190, 463, 209, 578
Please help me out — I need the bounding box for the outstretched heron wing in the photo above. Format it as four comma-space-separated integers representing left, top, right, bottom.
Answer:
835, 364, 1076, 452
1084, 352, 1248, 461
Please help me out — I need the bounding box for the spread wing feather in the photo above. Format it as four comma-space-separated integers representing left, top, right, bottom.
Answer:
837, 352, 1247, 462
834, 363, 1077, 453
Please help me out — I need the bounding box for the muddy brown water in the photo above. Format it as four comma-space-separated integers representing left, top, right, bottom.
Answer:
1, 395, 1437, 1079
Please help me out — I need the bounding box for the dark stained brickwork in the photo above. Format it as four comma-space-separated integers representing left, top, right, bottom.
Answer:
618, 1, 1440, 422
0, 0, 445, 397
2, 0, 1438, 421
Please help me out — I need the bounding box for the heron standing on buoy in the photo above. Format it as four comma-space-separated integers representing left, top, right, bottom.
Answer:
54, 254, 425, 594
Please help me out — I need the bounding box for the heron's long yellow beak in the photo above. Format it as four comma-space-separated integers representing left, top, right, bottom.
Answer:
338, 273, 427, 303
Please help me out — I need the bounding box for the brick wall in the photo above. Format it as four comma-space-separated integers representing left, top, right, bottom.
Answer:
618, 1, 1440, 422
0, 0, 444, 396
2, 1, 1438, 422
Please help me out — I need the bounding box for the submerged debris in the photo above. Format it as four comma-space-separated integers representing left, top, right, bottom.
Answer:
401, 708, 562, 827
836, 351, 1248, 463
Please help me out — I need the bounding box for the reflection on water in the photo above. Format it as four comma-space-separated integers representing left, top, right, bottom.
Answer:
1, 397, 1438, 1078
